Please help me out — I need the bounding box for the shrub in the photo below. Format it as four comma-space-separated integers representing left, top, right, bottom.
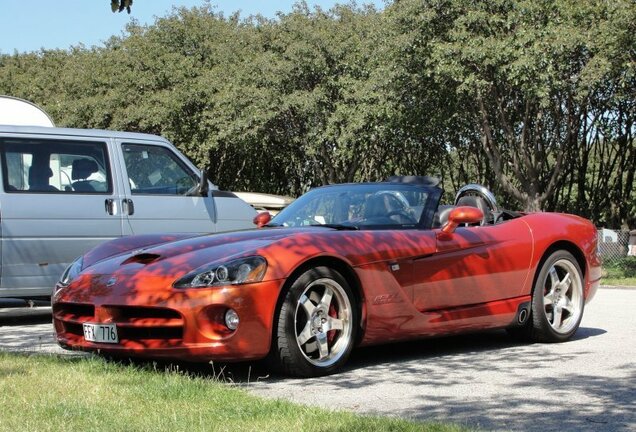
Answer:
604, 256, 636, 278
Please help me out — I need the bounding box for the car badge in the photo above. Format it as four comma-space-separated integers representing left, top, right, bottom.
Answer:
106, 277, 117, 287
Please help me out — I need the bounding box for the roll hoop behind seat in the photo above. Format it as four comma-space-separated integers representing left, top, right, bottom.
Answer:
455, 195, 491, 224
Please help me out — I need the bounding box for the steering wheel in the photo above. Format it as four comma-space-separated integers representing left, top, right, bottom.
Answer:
454, 184, 499, 225
387, 209, 416, 224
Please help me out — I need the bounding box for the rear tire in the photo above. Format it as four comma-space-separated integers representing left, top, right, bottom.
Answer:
270, 266, 357, 377
514, 250, 585, 342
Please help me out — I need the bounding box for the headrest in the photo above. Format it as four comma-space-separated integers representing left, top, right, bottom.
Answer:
434, 204, 456, 227
72, 159, 98, 180
456, 195, 490, 223
28, 166, 53, 186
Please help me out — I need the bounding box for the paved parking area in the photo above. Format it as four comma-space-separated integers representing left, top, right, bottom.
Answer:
249, 288, 635, 431
0, 307, 67, 355
1, 288, 634, 431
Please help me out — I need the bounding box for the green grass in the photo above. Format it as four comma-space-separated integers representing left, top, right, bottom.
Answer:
602, 257, 636, 286
0, 353, 467, 432
602, 277, 636, 286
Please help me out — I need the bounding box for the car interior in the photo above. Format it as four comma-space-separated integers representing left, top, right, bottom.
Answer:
385, 177, 521, 228
71, 159, 100, 192
434, 184, 522, 228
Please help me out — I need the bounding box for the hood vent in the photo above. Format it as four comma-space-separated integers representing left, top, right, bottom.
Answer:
121, 253, 161, 266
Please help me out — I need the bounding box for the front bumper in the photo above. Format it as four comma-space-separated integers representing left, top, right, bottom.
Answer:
53, 279, 283, 362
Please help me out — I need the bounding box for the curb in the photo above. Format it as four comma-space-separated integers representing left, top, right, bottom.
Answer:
599, 285, 636, 290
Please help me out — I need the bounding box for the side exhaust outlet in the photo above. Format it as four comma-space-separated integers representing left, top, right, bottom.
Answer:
518, 308, 528, 324
515, 302, 530, 325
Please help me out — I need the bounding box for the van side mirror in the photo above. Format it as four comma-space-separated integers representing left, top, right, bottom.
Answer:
197, 166, 210, 197
440, 206, 484, 235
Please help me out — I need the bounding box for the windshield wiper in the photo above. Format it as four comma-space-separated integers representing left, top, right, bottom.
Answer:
310, 223, 359, 231
263, 222, 358, 230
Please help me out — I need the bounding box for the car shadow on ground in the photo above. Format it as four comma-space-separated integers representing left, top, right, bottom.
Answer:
0, 310, 607, 385
2, 320, 625, 431
0, 311, 52, 327
119, 326, 607, 385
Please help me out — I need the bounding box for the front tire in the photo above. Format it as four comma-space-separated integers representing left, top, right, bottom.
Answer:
528, 250, 585, 342
271, 266, 357, 377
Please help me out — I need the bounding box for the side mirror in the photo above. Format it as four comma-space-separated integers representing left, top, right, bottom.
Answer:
253, 211, 272, 228
440, 206, 484, 235
197, 166, 210, 197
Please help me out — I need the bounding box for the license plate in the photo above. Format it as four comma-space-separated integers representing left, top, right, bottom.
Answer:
83, 323, 118, 344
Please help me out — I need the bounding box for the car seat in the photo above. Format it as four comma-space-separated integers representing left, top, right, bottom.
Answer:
28, 166, 59, 192
432, 204, 455, 228
455, 195, 491, 224
71, 159, 99, 192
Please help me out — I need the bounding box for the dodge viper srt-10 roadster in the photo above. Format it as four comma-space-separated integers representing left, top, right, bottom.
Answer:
53, 177, 601, 377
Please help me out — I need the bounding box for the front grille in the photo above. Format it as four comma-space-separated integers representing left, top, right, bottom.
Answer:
118, 326, 183, 340
107, 305, 181, 325
54, 303, 184, 343
53, 302, 95, 323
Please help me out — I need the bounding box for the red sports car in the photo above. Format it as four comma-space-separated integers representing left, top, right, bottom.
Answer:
53, 177, 601, 377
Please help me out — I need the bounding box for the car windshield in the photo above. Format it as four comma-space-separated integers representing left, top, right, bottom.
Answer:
270, 183, 441, 230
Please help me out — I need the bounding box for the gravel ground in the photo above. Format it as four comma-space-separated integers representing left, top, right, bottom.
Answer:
1, 287, 634, 431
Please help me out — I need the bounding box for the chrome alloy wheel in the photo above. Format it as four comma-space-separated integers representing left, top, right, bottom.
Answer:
294, 278, 352, 367
542, 259, 583, 334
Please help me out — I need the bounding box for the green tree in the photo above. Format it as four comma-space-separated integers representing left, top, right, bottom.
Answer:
111, 0, 133, 14
1, 1, 633, 227
209, 2, 395, 194
388, 0, 635, 218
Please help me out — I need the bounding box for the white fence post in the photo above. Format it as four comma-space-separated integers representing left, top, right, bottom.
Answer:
629, 230, 636, 257
597, 229, 630, 261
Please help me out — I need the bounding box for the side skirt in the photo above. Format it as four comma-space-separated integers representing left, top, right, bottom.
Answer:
360, 295, 531, 346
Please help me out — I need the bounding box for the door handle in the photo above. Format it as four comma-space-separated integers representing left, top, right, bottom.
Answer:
104, 199, 115, 215
123, 199, 135, 215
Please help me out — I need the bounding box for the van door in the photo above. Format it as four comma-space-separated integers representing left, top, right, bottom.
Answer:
0, 135, 124, 298
114, 140, 218, 235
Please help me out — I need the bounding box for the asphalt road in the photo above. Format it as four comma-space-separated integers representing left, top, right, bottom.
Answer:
1, 288, 634, 431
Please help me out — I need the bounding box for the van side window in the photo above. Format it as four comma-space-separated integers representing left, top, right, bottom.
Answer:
0, 138, 112, 194
122, 144, 198, 195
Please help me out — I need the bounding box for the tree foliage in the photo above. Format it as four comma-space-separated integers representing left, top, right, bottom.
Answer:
1, 0, 634, 227
387, 0, 635, 217
111, 0, 133, 14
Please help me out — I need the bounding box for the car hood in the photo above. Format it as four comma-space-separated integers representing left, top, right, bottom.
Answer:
57, 229, 302, 302
83, 228, 308, 277
59, 226, 438, 302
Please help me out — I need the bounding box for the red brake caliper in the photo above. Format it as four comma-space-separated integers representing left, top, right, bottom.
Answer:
327, 303, 338, 344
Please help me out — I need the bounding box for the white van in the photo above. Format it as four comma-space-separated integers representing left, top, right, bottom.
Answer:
0, 125, 257, 299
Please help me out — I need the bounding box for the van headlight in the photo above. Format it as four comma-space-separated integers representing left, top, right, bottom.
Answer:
173, 256, 267, 289
59, 256, 84, 286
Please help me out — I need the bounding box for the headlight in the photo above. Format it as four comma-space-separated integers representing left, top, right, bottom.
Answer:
173, 256, 267, 289
59, 256, 84, 286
